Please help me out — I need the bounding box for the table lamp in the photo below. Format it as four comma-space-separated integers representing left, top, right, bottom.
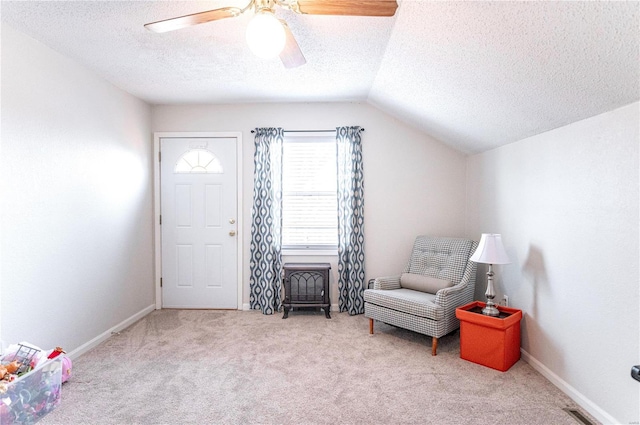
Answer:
470, 233, 511, 316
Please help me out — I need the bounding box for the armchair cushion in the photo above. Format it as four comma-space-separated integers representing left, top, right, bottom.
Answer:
405, 237, 473, 284
400, 273, 452, 294
371, 275, 401, 291
364, 288, 442, 320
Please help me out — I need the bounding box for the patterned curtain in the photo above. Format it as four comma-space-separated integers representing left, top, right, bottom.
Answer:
249, 128, 284, 315
336, 126, 366, 315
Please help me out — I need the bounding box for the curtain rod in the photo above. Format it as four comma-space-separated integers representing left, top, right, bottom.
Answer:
250, 128, 365, 133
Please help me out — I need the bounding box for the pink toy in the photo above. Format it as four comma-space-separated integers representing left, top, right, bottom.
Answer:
61, 356, 72, 383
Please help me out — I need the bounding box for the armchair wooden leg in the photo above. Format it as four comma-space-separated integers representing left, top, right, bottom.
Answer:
369, 318, 374, 334
432, 337, 438, 356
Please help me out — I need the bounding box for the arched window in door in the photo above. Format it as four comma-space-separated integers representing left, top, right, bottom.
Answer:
174, 149, 223, 174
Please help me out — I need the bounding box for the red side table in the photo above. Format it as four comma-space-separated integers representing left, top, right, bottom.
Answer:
456, 301, 523, 372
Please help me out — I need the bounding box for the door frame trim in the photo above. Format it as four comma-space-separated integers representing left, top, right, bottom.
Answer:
153, 132, 243, 310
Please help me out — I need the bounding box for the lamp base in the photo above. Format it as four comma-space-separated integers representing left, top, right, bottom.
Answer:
482, 303, 500, 317
482, 264, 500, 316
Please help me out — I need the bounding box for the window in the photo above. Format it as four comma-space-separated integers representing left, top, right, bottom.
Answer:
174, 149, 223, 174
282, 134, 337, 250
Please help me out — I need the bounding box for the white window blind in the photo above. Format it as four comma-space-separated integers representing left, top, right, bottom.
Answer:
282, 135, 337, 249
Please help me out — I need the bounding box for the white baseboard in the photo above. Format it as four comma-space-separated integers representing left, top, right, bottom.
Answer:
520, 349, 618, 425
67, 304, 155, 360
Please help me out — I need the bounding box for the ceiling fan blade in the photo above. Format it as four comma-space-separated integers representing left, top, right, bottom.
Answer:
279, 21, 306, 69
144, 7, 242, 33
296, 0, 398, 17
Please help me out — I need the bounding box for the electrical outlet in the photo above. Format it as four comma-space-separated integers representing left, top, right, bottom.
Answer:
500, 295, 509, 307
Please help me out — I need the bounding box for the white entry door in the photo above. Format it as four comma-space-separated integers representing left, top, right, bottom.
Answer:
160, 137, 238, 308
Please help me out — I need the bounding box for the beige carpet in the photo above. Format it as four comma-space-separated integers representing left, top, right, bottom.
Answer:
41, 309, 597, 424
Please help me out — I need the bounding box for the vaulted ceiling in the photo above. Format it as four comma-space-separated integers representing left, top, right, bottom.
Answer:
2, 1, 638, 153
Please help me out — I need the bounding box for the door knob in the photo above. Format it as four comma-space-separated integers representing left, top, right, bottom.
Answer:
229, 231, 236, 236
229, 219, 236, 224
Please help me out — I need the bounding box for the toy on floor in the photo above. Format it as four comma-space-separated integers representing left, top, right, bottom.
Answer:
47, 347, 72, 383
0, 343, 66, 424
1, 343, 42, 380
0, 361, 21, 380
0, 344, 71, 384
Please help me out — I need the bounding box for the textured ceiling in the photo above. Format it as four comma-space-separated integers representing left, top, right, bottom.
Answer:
370, 1, 640, 152
2, 0, 639, 153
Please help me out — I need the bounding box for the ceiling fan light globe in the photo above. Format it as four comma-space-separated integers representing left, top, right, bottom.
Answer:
246, 10, 286, 59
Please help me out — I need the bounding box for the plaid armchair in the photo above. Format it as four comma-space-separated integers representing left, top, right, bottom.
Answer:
364, 236, 478, 355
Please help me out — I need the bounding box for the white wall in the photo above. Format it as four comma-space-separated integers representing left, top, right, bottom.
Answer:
1, 26, 154, 352
151, 103, 467, 307
466, 102, 639, 424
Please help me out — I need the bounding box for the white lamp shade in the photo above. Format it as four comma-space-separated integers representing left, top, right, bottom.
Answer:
470, 233, 511, 265
246, 10, 286, 59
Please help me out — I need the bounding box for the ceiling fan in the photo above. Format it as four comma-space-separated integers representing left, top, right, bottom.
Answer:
144, 0, 398, 69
